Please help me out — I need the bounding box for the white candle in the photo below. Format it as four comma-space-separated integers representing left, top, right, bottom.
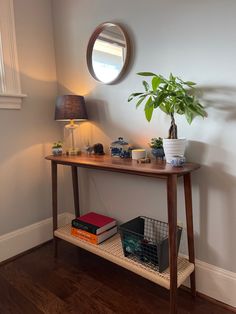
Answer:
132, 149, 146, 160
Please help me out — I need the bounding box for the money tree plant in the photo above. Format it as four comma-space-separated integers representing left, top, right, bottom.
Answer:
128, 72, 207, 139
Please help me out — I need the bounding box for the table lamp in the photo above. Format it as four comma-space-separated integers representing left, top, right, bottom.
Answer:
55, 95, 88, 155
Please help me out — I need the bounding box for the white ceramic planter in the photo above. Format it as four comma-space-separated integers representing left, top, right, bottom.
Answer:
163, 138, 186, 163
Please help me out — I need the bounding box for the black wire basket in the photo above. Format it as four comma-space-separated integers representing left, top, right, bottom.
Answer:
119, 216, 182, 273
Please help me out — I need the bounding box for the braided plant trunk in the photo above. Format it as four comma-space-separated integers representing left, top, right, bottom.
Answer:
164, 112, 186, 162
168, 113, 178, 139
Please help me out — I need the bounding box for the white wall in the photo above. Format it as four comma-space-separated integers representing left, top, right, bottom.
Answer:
52, 0, 236, 274
0, 0, 60, 235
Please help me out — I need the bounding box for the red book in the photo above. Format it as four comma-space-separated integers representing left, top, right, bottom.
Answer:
72, 212, 116, 235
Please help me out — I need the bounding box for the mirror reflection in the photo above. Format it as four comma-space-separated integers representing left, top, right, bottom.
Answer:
87, 23, 130, 84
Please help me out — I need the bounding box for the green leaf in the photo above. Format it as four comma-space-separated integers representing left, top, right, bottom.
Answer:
128, 92, 143, 102
127, 96, 133, 102
159, 103, 169, 114
136, 96, 146, 108
153, 100, 160, 108
185, 109, 194, 124
195, 103, 207, 117
142, 80, 149, 92
152, 77, 162, 91
165, 101, 172, 114
198, 106, 207, 117
160, 83, 168, 92
131, 92, 143, 97
192, 105, 207, 117
169, 73, 175, 81
175, 102, 185, 114
187, 99, 207, 117
154, 92, 167, 108
184, 95, 194, 105
137, 72, 157, 77
197, 102, 205, 109
144, 97, 154, 121
184, 81, 196, 86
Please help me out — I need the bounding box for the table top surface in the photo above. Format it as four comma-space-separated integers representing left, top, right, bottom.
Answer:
46, 154, 200, 178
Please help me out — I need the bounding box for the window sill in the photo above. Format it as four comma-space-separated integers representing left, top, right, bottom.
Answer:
0, 93, 27, 109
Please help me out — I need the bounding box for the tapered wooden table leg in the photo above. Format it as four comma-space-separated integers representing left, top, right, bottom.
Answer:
167, 174, 178, 314
184, 173, 196, 297
51, 161, 58, 257
71, 166, 80, 217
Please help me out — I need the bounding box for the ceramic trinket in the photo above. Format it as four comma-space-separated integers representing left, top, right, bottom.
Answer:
110, 137, 131, 158
170, 155, 186, 167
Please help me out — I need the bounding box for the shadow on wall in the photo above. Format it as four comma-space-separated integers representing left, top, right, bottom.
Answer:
198, 85, 236, 120
188, 85, 236, 269
191, 86, 236, 270
186, 140, 236, 271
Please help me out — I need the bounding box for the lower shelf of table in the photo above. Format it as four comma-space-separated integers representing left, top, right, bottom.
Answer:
55, 224, 194, 290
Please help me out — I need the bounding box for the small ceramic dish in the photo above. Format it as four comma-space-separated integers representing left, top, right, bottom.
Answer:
170, 155, 186, 167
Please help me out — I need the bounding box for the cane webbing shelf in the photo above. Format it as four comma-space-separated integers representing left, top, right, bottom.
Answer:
55, 224, 194, 290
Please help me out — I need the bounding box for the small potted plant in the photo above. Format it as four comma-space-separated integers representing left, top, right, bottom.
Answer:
128, 72, 207, 162
52, 141, 63, 156
149, 137, 165, 159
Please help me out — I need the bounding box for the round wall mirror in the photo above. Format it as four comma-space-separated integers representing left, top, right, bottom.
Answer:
87, 22, 131, 84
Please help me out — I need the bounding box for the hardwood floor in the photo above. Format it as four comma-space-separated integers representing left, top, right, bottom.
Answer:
0, 240, 234, 314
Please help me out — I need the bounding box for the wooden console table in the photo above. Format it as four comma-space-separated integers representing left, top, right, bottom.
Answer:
46, 154, 200, 314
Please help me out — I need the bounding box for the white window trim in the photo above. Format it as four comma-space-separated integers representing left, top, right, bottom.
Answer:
0, 0, 26, 109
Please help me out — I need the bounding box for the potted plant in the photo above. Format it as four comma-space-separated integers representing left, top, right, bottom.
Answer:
149, 137, 165, 159
128, 72, 207, 162
52, 141, 63, 156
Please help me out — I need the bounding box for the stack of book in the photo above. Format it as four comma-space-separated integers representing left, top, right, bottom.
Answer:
71, 212, 117, 245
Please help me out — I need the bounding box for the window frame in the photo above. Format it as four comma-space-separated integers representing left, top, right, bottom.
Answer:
0, 0, 26, 109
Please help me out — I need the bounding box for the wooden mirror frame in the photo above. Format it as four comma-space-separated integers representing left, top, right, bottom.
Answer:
86, 22, 131, 84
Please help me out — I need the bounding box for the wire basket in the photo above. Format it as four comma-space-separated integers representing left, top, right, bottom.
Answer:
119, 216, 182, 273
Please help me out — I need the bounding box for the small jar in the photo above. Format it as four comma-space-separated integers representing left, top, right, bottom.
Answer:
110, 137, 130, 157
170, 155, 186, 167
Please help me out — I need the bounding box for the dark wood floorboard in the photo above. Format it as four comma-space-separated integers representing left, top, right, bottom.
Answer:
0, 240, 234, 314
0, 274, 43, 314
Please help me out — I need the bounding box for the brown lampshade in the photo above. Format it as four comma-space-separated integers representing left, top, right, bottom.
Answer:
55, 95, 88, 121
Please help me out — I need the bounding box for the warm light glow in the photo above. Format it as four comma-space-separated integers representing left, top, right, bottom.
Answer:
74, 121, 111, 151
60, 77, 96, 97
65, 119, 79, 129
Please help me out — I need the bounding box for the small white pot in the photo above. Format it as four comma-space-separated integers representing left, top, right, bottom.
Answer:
163, 138, 186, 163
132, 149, 146, 160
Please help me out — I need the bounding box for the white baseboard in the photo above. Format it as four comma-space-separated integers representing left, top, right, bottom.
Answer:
0, 212, 74, 263
0, 214, 235, 308
183, 256, 236, 308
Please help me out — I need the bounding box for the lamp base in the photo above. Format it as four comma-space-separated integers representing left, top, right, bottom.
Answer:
64, 120, 81, 156
66, 148, 81, 156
